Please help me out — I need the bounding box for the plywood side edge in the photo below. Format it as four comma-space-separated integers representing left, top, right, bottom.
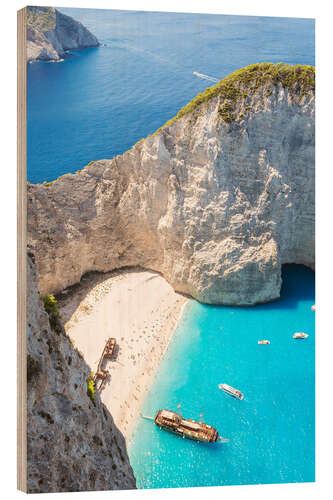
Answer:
17, 6, 27, 493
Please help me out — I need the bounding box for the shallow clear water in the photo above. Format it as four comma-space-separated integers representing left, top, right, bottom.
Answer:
129, 265, 315, 488
27, 10, 315, 487
27, 9, 314, 183
28, 8, 315, 488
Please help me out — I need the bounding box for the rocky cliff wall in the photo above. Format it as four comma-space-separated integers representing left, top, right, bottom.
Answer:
27, 64, 315, 305
27, 254, 136, 492
27, 6, 99, 62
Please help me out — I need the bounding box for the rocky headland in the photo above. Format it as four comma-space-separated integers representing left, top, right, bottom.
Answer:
27, 63, 315, 305
27, 253, 136, 492
27, 6, 99, 63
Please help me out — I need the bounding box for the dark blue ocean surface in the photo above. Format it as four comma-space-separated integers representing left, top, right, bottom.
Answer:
27, 10, 315, 488
129, 265, 315, 488
27, 9, 314, 183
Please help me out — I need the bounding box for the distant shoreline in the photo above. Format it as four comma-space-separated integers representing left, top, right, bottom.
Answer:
57, 268, 189, 441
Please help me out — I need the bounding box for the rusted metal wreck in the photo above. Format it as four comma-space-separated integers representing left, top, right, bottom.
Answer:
142, 408, 228, 443
94, 337, 117, 391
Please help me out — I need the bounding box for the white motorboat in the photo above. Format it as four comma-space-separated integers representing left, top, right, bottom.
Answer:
218, 383, 244, 400
293, 332, 309, 339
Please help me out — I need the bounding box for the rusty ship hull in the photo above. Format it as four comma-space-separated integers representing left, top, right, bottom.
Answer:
154, 409, 219, 443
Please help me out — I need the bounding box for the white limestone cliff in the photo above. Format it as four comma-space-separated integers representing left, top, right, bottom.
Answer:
27, 64, 315, 305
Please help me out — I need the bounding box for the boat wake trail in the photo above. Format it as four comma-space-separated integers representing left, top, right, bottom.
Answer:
219, 437, 230, 443
193, 71, 219, 83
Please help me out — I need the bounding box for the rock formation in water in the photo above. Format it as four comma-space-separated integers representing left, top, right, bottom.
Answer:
27, 63, 315, 305
26, 253, 136, 492
27, 6, 99, 62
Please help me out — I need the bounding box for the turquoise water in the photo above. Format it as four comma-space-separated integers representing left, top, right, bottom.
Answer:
129, 265, 315, 488
27, 9, 314, 183
27, 10, 315, 488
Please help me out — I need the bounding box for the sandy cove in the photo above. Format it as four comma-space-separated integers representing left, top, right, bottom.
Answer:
57, 268, 188, 442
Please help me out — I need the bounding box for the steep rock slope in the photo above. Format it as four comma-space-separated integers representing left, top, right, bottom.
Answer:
27, 254, 136, 492
27, 64, 315, 305
27, 6, 99, 62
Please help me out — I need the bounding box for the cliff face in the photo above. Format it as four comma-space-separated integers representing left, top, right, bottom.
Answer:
27, 64, 315, 305
27, 6, 99, 62
27, 254, 136, 492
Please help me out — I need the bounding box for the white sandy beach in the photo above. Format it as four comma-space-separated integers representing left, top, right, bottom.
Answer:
57, 269, 188, 441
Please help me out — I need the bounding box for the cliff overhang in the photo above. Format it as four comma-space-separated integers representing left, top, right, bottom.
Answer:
27, 63, 315, 305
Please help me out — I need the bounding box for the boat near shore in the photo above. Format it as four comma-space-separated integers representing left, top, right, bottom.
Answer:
219, 383, 244, 400
293, 332, 309, 339
311, 305, 316, 311
141, 409, 228, 443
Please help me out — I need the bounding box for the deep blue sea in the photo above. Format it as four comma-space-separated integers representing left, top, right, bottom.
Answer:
27, 10, 315, 488
129, 265, 315, 488
27, 9, 314, 183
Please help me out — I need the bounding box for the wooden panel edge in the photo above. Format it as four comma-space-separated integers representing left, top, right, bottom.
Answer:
17, 6, 27, 494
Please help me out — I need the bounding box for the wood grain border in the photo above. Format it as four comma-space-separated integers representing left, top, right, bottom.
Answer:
17, 7, 27, 493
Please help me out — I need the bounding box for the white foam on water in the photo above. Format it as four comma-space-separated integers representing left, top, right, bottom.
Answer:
193, 71, 219, 83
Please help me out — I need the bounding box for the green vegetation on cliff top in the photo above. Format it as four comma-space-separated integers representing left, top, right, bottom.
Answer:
35, 63, 314, 185
153, 62, 315, 134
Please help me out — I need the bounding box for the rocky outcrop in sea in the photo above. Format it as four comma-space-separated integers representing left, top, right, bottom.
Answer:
26, 253, 136, 492
27, 63, 315, 305
27, 6, 99, 62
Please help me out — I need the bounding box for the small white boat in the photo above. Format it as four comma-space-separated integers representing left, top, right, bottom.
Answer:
293, 332, 309, 339
193, 71, 219, 83
218, 383, 244, 400
311, 305, 316, 311
258, 340, 270, 345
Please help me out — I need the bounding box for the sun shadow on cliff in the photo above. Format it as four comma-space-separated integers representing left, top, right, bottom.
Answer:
55, 266, 164, 326
56, 264, 314, 324
250, 264, 315, 312
201, 264, 315, 315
